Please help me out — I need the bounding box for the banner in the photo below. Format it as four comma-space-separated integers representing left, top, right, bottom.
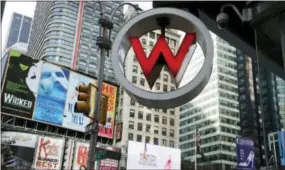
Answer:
236, 137, 256, 170
98, 83, 117, 139
62, 72, 95, 132
1, 131, 38, 170
32, 136, 65, 170
73, 142, 98, 170
33, 63, 70, 125
278, 131, 285, 166
1, 50, 42, 118
126, 141, 181, 170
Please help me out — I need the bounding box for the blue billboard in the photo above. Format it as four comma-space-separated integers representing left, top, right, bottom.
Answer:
236, 136, 256, 170
278, 131, 285, 166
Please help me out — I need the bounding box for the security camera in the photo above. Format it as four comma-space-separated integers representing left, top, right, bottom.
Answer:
216, 12, 229, 29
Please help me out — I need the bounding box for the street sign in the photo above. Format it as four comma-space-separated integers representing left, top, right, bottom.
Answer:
95, 150, 107, 161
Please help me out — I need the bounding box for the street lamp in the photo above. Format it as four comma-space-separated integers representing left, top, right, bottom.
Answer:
86, 2, 141, 170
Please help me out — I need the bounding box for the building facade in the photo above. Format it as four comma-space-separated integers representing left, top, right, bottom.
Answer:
115, 29, 181, 168
237, 50, 285, 168
5, 12, 32, 50
27, 1, 124, 84
179, 34, 240, 169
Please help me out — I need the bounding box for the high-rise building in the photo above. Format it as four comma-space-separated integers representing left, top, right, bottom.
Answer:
237, 50, 285, 168
179, 34, 240, 169
27, 1, 124, 84
4, 12, 32, 50
115, 29, 181, 168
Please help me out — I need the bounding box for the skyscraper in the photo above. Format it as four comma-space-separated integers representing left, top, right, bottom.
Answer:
115, 28, 181, 169
27, 1, 124, 83
4, 12, 32, 50
237, 50, 285, 168
179, 34, 240, 169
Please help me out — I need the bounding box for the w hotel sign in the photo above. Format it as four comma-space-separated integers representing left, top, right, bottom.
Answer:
111, 8, 214, 109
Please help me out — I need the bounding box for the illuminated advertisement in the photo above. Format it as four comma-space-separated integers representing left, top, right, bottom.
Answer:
32, 136, 65, 170
33, 63, 70, 125
1, 50, 118, 139
98, 83, 117, 139
236, 137, 256, 170
1, 50, 42, 119
1, 131, 38, 170
126, 141, 181, 170
100, 159, 119, 170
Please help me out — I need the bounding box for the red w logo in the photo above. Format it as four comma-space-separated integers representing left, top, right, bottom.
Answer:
129, 33, 196, 89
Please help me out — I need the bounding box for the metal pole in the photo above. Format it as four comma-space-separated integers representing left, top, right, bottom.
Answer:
272, 136, 278, 169
254, 29, 269, 170
280, 12, 285, 73
87, 43, 106, 170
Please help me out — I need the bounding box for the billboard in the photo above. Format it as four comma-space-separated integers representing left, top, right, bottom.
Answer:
73, 142, 97, 170
1, 50, 42, 119
1, 50, 118, 139
1, 131, 38, 170
32, 136, 65, 170
278, 131, 285, 166
236, 136, 256, 170
115, 123, 122, 141
126, 141, 181, 170
33, 62, 70, 125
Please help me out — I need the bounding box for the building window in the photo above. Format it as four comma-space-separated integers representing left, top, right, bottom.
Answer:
162, 116, 167, 125
163, 109, 167, 113
132, 76, 137, 83
162, 139, 167, 146
140, 78, 145, 86
130, 99, 135, 106
128, 133, 133, 140
169, 141, 174, 148
146, 114, 151, 121
170, 109, 175, 115
163, 74, 168, 82
142, 38, 146, 45
154, 115, 159, 123
149, 32, 155, 39
155, 83, 160, 90
137, 135, 142, 142
139, 104, 144, 108
163, 85, 168, 92
149, 41, 154, 47
138, 123, 143, 131
138, 111, 143, 119
133, 65, 138, 73
170, 129, 174, 137
171, 77, 175, 84
129, 121, 134, 129
130, 109, 135, 118
146, 136, 151, 143
146, 124, 151, 133
133, 55, 137, 62
154, 137, 159, 145
120, 98, 123, 105
154, 126, 159, 134
171, 86, 175, 91
171, 39, 176, 47
162, 128, 167, 136
170, 118, 175, 126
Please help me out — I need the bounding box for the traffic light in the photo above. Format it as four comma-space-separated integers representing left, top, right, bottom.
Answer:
74, 84, 92, 115
99, 94, 109, 124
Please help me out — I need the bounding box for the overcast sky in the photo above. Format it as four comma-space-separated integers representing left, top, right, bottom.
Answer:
1, 1, 153, 53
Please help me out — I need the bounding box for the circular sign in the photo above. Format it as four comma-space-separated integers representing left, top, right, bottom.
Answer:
111, 8, 213, 109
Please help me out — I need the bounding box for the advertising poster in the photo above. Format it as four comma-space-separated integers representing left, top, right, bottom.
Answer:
126, 141, 181, 170
236, 137, 256, 170
33, 62, 70, 126
32, 136, 65, 170
115, 123, 122, 141
98, 83, 118, 139
100, 159, 119, 170
62, 72, 96, 132
1, 131, 38, 170
73, 142, 98, 170
278, 131, 285, 166
1, 50, 42, 119
62, 139, 75, 170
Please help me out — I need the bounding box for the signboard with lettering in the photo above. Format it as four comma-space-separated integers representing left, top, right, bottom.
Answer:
1, 49, 118, 139
236, 136, 256, 170
32, 136, 65, 170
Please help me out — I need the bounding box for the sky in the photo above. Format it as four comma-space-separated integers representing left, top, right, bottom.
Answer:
1, 1, 153, 53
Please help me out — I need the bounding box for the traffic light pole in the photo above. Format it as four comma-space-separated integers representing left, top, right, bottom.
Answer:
86, 3, 142, 170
